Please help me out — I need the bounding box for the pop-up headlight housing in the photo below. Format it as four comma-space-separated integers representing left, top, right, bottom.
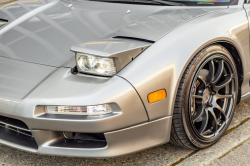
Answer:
71, 39, 152, 77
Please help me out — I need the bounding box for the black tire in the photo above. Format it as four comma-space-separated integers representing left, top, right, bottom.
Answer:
170, 44, 238, 149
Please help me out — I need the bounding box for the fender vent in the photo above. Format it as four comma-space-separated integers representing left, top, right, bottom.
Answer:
0, 19, 8, 27
113, 36, 155, 43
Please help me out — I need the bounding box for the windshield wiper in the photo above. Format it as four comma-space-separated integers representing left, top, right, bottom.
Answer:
152, 0, 185, 6
89, 0, 185, 6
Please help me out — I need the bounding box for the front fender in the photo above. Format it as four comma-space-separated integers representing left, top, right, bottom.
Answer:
118, 6, 250, 121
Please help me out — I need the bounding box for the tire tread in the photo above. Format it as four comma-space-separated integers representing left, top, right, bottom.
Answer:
170, 49, 200, 149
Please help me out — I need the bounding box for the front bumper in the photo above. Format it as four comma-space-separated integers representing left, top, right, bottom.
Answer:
0, 64, 172, 157
0, 116, 172, 157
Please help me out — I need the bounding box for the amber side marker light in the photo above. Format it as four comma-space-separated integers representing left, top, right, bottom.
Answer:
148, 89, 166, 103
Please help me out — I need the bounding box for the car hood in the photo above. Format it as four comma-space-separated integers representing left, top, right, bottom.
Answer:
0, 0, 226, 67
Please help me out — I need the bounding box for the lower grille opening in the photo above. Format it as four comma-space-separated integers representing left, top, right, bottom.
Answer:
0, 115, 29, 130
0, 123, 32, 137
50, 132, 107, 148
0, 115, 38, 150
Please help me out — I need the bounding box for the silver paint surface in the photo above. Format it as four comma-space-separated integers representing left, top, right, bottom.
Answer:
0, 0, 250, 158
118, 6, 250, 120
71, 39, 151, 57
0, 0, 225, 67
107, 6, 227, 41
0, 67, 148, 133
0, 0, 165, 67
0, 56, 56, 114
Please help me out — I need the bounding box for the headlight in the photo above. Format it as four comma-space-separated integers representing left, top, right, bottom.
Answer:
76, 53, 116, 76
45, 104, 112, 115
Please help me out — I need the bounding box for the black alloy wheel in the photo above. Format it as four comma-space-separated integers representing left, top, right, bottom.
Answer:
190, 55, 236, 139
170, 44, 238, 149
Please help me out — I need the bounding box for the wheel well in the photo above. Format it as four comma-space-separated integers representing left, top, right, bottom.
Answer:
217, 42, 243, 103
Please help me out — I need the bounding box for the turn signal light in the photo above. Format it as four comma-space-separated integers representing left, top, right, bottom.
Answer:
45, 104, 112, 115
148, 89, 166, 103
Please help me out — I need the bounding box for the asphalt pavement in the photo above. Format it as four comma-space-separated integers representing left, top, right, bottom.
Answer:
210, 139, 250, 166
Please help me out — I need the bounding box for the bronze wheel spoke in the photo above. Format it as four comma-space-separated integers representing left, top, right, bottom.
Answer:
212, 60, 224, 85
202, 129, 212, 135
215, 74, 233, 90
207, 60, 215, 85
197, 76, 207, 87
193, 103, 205, 122
209, 109, 218, 132
198, 110, 209, 134
214, 104, 226, 119
216, 93, 234, 100
193, 95, 203, 99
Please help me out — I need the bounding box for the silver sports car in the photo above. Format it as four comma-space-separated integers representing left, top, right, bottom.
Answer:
0, 0, 249, 158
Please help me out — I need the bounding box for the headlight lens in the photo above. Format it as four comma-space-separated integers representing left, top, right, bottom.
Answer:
76, 53, 116, 76
45, 104, 112, 115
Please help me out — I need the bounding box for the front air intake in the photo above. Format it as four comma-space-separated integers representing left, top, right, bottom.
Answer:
0, 115, 38, 150
50, 132, 107, 148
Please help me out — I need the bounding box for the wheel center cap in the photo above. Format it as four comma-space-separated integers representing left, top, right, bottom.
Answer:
202, 89, 210, 103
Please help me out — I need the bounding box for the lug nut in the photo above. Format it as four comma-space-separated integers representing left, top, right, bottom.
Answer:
206, 103, 212, 107
211, 91, 216, 95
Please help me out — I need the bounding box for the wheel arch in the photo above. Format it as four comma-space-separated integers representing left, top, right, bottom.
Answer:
216, 41, 244, 103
